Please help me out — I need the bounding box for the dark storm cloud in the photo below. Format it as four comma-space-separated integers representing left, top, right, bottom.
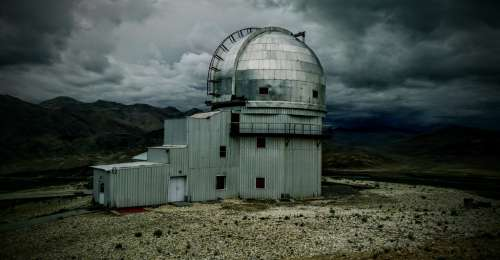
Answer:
265, 0, 500, 129
293, 0, 500, 34
0, 0, 79, 66
0, 0, 499, 128
291, 0, 500, 89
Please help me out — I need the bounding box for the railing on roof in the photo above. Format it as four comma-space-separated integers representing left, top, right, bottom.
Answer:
230, 122, 325, 137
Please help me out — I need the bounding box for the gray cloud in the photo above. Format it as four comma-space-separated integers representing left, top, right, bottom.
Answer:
0, 0, 79, 66
0, 0, 499, 128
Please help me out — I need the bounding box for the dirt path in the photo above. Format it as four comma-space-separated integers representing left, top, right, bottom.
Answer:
0, 208, 96, 233
0, 189, 91, 201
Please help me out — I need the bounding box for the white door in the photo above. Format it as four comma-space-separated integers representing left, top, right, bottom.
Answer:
168, 176, 186, 202
98, 182, 105, 204
98, 193, 104, 204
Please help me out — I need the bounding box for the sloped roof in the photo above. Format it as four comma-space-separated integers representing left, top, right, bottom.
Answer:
190, 110, 221, 119
91, 161, 162, 172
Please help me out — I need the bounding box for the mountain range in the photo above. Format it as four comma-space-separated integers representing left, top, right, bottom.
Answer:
1, 94, 499, 176
0, 95, 202, 173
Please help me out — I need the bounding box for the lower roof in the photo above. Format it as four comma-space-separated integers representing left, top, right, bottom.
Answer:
91, 161, 163, 172
149, 144, 187, 149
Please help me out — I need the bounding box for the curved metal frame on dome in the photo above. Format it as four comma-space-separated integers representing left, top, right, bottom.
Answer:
206, 27, 260, 96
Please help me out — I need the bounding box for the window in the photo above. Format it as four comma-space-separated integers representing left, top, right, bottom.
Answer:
259, 87, 269, 95
165, 149, 170, 164
231, 113, 240, 134
216, 176, 226, 190
256, 137, 266, 148
219, 146, 227, 158
99, 183, 104, 193
256, 178, 265, 189
312, 90, 318, 98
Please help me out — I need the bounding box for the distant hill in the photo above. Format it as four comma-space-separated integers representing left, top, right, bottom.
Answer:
391, 126, 500, 170
326, 124, 500, 171
396, 126, 500, 156
0, 95, 203, 173
39, 96, 83, 109
332, 127, 413, 148
40, 97, 186, 132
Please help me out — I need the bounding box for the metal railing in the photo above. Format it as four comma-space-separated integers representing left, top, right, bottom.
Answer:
230, 122, 324, 136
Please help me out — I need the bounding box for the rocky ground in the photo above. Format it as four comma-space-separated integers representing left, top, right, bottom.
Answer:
1, 178, 500, 259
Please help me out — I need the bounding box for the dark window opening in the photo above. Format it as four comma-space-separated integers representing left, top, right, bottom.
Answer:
259, 87, 269, 95
100, 183, 104, 193
219, 146, 227, 158
231, 113, 240, 134
256, 178, 265, 189
216, 176, 226, 190
231, 113, 240, 123
312, 90, 318, 98
257, 137, 266, 148
165, 149, 170, 164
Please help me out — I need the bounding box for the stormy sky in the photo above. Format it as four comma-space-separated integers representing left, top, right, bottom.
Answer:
1, 0, 500, 129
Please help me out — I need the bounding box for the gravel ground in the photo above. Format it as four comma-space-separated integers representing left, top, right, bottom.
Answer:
1, 178, 500, 259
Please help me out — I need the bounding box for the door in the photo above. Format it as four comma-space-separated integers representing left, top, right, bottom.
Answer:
168, 176, 186, 202
98, 182, 105, 204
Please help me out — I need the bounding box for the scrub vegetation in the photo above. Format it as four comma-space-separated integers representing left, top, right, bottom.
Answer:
1, 179, 499, 259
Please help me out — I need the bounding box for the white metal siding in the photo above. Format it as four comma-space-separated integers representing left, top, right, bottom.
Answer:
165, 118, 187, 145
109, 165, 170, 207
239, 137, 285, 199
188, 111, 239, 169
106, 151, 237, 207
95, 106, 322, 206
147, 148, 169, 163
170, 148, 189, 173
284, 138, 321, 198
92, 169, 111, 206
189, 167, 238, 201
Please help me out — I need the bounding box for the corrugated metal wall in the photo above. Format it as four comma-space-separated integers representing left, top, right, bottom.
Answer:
188, 111, 239, 169
109, 165, 170, 207
169, 147, 189, 174
189, 167, 238, 201
164, 118, 187, 145
238, 136, 321, 200
107, 167, 239, 207
95, 106, 322, 207
147, 148, 169, 163
104, 143, 240, 207
92, 169, 110, 206
239, 137, 285, 199
186, 111, 240, 201
284, 138, 321, 198
105, 147, 191, 207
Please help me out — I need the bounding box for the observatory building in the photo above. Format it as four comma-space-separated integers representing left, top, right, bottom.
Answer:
92, 27, 326, 207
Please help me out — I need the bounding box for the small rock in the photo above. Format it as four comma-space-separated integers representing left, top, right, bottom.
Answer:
154, 229, 163, 238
